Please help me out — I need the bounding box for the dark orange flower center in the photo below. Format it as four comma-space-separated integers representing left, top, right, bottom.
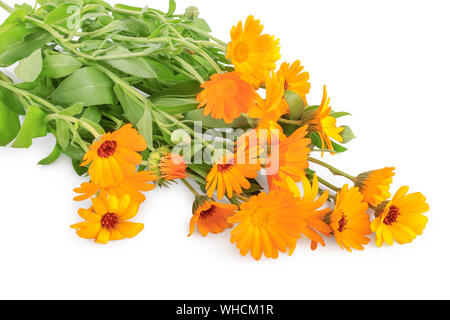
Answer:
217, 164, 234, 173
383, 205, 400, 225
234, 42, 249, 62
97, 140, 117, 158
284, 80, 289, 90
200, 205, 216, 219
338, 215, 348, 232
101, 212, 119, 230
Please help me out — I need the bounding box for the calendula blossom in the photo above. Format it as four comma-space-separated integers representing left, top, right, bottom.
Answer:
81, 124, 147, 188
329, 185, 371, 252
73, 171, 157, 204
277, 60, 311, 104
188, 197, 237, 237
302, 86, 344, 153
371, 186, 429, 247
228, 190, 304, 260
266, 125, 311, 189
159, 153, 188, 181
206, 150, 261, 200
356, 167, 395, 206
227, 15, 281, 88
71, 194, 143, 244
197, 71, 257, 124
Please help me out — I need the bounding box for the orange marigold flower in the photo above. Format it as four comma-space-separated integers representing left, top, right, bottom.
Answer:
276, 175, 332, 251
266, 125, 311, 187
159, 153, 188, 180
355, 167, 395, 206
329, 185, 371, 252
206, 152, 260, 200
73, 171, 157, 204
197, 72, 257, 124
227, 16, 281, 88
71, 194, 144, 244
371, 186, 429, 247
277, 60, 311, 104
188, 197, 237, 237
228, 190, 304, 260
302, 86, 343, 153
248, 72, 289, 124
81, 124, 147, 188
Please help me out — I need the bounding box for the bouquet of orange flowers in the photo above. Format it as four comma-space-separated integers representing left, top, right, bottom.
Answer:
0, 0, 428, 260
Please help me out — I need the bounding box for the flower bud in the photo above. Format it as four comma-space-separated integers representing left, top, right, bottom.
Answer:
184, 6, 199, 20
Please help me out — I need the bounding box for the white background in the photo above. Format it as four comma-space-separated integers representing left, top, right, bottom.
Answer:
0, 0, 449, 300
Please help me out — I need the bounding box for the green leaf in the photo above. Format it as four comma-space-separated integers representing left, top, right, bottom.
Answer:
81, 117, 105, 135
309, 131, 322, 149
72, 159, 88, 176
114, 84, 144, 124
184, 110, 249, 129
331, 141, 347, 153
0, 29, 53, 67
0, 9, 27, 54
340, 125, 356, 143
63, 143, 85, 161
0, 97, 21, 146
12, 105, 47, 148
50, 67, 115, 106
137, 106, 153, 149
0, 87, 25, 115
284, 90, 305, 120
153, 97, 198, 114
42, 54, 82, 78
151, 80, 201, 98
15, 49, 43, 82
167, 0, 176, 16
38, 143, 62, 165
55, 119, 70, 150
44, 3, 81, 26
82, 106, 101, 123
330, 111, 352, 119
192, 18, 211, 32
58, 102, 84, 116
103, 46, 156, 78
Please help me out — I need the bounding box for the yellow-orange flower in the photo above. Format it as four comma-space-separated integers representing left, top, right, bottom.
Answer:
159, 153, 188, 181
71, 194, 143, 244
228, 190, 305, 260
356, 167, 395, 206
277, 175, 332, 251
227, 15, 281, 88
206, 152, 260, 200
73, 171, 157, 204
266, 125, 311, 187
81, 124, 147, 188
302, 86, 344, 153
277, 61, 311, 104
371, 186, 429, 247
197, 71, 257, 124
329, 185, 371, 252
248, 72, 289, 125
188, 198, 237, 237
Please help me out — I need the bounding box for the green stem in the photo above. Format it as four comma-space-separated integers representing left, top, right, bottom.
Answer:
158, 110, 216, 153
278, 118, 304, 126
317, 176, 340, 192
0, 0, 13, 13
308, 157, 357, 182
181, 179, 200, 197
0, 80, 60, 113
46, 114, 100, 139
178, 23, 227, 48
173, 56, 205, 83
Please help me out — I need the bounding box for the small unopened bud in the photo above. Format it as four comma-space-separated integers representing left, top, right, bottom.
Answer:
184, 6, 199, 20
